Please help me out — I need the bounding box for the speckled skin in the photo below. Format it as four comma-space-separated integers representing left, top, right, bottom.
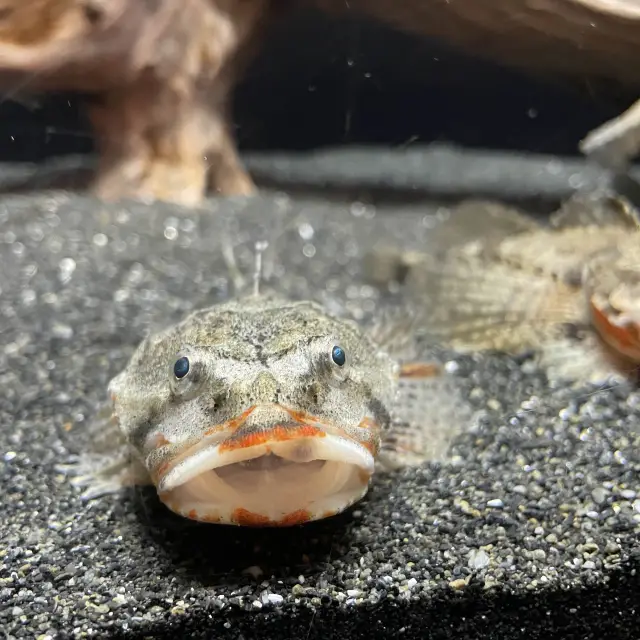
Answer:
107, 294, 399, 524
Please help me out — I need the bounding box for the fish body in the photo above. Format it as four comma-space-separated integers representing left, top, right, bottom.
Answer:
64, 285, 474, 528
106, 294, 399, 526
63, 195, 640, 526
407, 196, 640, 384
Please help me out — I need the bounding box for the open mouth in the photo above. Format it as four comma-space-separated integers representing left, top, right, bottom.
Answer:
155, 419, 375, 527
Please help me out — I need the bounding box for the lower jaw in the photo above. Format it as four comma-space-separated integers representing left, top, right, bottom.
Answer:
157, 457, 371, 527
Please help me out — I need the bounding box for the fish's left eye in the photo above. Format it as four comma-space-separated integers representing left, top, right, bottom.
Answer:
173, 356, 190, 379
331, 345, 346, 367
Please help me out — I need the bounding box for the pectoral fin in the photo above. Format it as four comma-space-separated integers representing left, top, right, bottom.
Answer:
56, 401, 152, 500
538, 334, 637, 387
412, 253, 587, 355
378, 361, 478, 470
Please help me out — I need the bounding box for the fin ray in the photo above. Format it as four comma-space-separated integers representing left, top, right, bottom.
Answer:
537, 334, 635, 386
411, 254, 586, 354
57, 400, 152, 500
379, 366, 479, 470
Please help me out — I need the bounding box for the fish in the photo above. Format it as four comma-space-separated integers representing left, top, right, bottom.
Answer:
110, 295, 399, 527
398, 194, 640, 385
60, 264, 476, 527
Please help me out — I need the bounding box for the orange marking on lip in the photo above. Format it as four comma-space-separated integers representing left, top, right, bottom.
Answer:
148, 433, 171, 449
278, 509, 312, 526
590, 300, 640, 360
284, 407, 325, 425
231, 508, 272, 527
231, 508, 312, 527
203, 406, 256, 436
156, 461, 171, 479
399, 362, 441, 379
187, 509, 198, 520
359, 439, 377, 456
218, 424, 326, 453
355, 419, 380, 456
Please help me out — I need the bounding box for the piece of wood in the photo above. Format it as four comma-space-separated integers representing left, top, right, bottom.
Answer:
0, 0, 271, 204
314, 0, 640, 87
0, 0, 639, 206
580, 99, 640, 170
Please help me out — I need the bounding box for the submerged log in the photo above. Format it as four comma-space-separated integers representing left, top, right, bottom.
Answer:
0, 0, 638, 206
0, 0, 271, 205
315, 0, 640, 88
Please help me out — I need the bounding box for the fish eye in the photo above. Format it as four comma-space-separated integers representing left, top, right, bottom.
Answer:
173, 356, 190, 379
331, 345, 346, 367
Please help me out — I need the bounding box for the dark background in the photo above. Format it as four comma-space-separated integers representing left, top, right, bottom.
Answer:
0, 9, 635, 164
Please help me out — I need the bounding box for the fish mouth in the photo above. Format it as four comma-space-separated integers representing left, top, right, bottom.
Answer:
589, 297, 640, 363
154, 406, 375, 527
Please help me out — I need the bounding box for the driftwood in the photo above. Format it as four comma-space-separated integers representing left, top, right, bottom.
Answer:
0, 0, 273, 205
580, 99, 640, 170
316, 0, 640, 88
0, 0, 638, 206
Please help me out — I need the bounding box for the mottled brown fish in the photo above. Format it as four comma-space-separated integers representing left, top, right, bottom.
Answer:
405, 196, 640, 385
62, 290, 474, 527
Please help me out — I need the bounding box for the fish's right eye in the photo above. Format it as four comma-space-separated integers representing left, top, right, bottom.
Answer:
331, 345, 346, 367
169, 352, 205, 401
173, 356, 190, 379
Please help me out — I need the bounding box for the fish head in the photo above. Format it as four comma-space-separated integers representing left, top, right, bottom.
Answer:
108, 297, 398, 526
584, 237, 640, 364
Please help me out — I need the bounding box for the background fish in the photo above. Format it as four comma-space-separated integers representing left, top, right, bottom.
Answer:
394, 194, 640, 386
